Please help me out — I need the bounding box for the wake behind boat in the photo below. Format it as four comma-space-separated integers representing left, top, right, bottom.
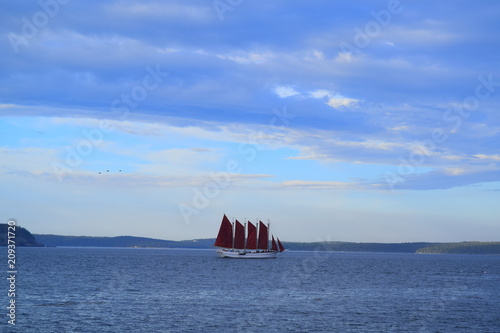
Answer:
214, 214, 285, 259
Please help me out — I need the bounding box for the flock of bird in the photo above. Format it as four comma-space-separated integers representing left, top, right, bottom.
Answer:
98, 170, 122, 174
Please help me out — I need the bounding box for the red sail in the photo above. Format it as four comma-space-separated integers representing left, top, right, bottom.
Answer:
271, 236, 278, 251
234, 220, 245, 249
257, 221, 268, 250
214, 214, 233, 248
246, 222, 257, 249
277, 237, 285, 252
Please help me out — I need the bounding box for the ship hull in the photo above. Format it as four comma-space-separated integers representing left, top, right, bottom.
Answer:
217, 249, 279, 259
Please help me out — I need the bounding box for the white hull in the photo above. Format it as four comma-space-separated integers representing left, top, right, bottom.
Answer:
217, 249, 279, 259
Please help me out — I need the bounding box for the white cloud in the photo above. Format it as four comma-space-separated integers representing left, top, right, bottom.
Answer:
103, 2, 211, 21
274, 85, 300, 98
217, 51, 275, 64
335, 52, 355, 63
0, 104, 19, 109
312, 50, 325, 60
274, 86, 360, 109
327, 97, 359, 108
0, 147, 59, 174
309, 89, 333, 99
443, 168, 467, 175
389, 125, 410, 132
384, 24, 460, 46
156, 47, 181, 54
276, 180, 377, 190
474, 154, 500, 162
138, 148, 221, 175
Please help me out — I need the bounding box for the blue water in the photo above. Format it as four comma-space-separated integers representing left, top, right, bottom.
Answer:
3, 247, 500, 332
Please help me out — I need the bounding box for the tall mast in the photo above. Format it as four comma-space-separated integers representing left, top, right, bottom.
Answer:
231, 220, 235, 250
255, 218, 259, 251
267, 219, 270, 250
244, 221, 247, 251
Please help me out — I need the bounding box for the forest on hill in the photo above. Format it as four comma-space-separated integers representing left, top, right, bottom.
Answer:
416, 242, 500, 255
34, 234, 213, 248
0, 223, 44, 247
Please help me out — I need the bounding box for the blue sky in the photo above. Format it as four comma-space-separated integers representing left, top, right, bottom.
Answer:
1, 0, 500, 242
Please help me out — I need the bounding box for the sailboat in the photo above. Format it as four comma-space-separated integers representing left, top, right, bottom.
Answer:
214, 214, 285, 259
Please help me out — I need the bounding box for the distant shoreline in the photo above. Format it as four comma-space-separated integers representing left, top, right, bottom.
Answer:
33, 234, 500, 255
2, 223, 498, 255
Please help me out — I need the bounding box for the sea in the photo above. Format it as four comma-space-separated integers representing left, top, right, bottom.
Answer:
3, 247, 500, 332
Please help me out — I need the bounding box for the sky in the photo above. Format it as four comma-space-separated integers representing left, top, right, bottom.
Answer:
1, 0, 500, 243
